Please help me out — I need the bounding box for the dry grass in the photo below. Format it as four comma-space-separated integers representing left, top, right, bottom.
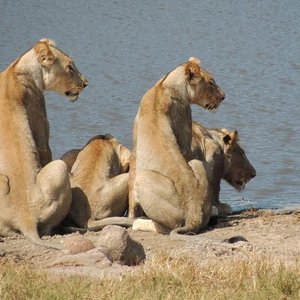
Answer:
0, 252, 300, 300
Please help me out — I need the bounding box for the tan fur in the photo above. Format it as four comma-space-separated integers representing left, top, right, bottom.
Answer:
128, 57, 225, 235
0, 39, 88, 248
61, 134, 132, 229
191, 121, 256, 215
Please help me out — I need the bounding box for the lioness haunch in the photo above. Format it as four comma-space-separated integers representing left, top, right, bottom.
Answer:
129, 57, 225, 235
0, 39, 88, 248
191, 121, 256, 216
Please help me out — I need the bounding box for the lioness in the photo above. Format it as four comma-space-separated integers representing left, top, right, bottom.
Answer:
191, 121, 256, 216
61, 134, 132, 229
0, 39, 88, 248
128, 57, 225, 235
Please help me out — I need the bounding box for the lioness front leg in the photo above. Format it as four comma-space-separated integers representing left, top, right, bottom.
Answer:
188, 159, 212, 229
128, 153, 144, 218
33, 160, 72, 235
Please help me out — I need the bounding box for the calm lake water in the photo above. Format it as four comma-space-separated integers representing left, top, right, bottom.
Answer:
1, 0, 299, 211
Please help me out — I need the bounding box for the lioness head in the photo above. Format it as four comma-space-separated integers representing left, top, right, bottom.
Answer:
184, 57, 225, 110
34, 39, 88, 101
161, 57, 225, 110
218, 129, 256, 191
86, 134, 131, 173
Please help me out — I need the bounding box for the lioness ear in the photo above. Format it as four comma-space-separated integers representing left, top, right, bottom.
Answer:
223, 130, 238, 145
104, 133, 115, 141
34, 41, 56, 68
220, 128, 229, 134
231, 130, 238, 141
223, 134, 231, 145
185, 61, 201, 84
39, 38, 56, 47
188, 57, 201, 66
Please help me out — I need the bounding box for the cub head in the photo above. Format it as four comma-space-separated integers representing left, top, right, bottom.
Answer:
219, 129, 256, 191
184, 57, 225, 110
34, 38, 88, 101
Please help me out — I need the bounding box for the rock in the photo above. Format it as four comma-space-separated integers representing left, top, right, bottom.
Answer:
222, 235, 249, 244
48, 247, 112, 269
97, 225, 146, 265
132, 219, 158, 232
0, 249, 6, 257
62, 235, 95, 254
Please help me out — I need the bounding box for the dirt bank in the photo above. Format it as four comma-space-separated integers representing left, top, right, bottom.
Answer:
1, 209, 299, 277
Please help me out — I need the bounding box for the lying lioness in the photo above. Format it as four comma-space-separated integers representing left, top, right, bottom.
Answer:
128, 57, 225, 235
0, 39, 88, 248
61, 134, 132, 229
191, 121, 256, 216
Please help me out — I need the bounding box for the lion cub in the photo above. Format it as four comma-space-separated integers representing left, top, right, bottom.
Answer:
191, 121, 256, 216
62, 134, 131, 229
129, 57, 225, 235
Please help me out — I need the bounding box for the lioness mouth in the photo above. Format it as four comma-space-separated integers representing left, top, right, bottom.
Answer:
65, 91, 79, 102
236, 179, 248, 190
205, 104, 219, 111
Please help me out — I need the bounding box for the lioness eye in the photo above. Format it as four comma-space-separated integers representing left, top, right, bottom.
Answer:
68, 65, 74, 72
209, 80, 215, 87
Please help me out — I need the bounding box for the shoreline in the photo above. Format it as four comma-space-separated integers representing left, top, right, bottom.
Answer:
0, 208, 300, 278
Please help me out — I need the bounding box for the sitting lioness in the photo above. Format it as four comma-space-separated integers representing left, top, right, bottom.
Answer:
0, 39, 88, 248
128, 57, 225, 235
191, 121, 256, 216
61, 134, 132, 229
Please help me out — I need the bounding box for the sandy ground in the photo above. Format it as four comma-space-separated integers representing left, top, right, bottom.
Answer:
0, 209, 299, 277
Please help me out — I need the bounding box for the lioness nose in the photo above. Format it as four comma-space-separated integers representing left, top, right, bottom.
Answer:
82, 79, 88, 88
220, 92, 225, 101
218, 88, 225, 101
251, 168, 256, 178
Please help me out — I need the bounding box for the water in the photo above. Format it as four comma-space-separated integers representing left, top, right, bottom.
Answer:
1, 0, 299, 211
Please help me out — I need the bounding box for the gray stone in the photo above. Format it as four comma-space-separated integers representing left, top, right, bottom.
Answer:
48, 247, 112, 269
97, 225, 146, 265
62, 234, 95, 254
